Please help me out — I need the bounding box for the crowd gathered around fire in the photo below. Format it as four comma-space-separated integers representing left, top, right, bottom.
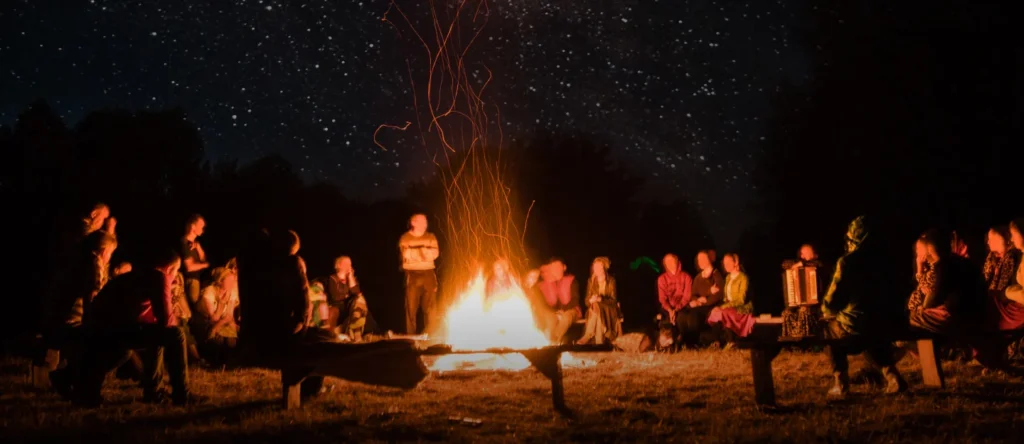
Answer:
33, 202, 1024, 406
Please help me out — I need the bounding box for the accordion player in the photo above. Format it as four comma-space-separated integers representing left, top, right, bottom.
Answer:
781, 266, 824, 337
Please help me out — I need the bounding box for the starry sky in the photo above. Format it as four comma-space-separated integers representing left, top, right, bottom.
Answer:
1, 0, 810, 246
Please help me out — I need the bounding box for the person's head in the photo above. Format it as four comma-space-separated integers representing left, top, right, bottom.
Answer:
1010, 219, 1024, 251
722, 253, 740, 273
211, 267, 237, 291
663, 253, 680, 274
695, 251, 712, 272
591, 256, 610, 279
987, 226, 1011, 255
914, 237, 929, 260
845, 215, 869, 253
547, 257, 566, 280
492, 258, 510, 280
154, 250, 182, 277
919, 230, 948, 261
409, 213, 428, 234
85, 203, 110, 233
286, 230, 300, 255
799, 244, 817, 261
334, 256, 353, 274
185, 214, 205, 237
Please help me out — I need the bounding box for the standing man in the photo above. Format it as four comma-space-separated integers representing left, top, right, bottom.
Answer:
181, 215, 210, 306
399, 214, 439, 335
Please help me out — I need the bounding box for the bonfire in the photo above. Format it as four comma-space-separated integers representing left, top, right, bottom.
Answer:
431, 270, 588, 372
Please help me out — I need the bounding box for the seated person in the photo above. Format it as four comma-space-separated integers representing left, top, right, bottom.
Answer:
237, 229, 427, 396
320, 256, 371, 341
535, 258, 580, 344
657, 253, 693, 347
197, 267, 240, 361
485, 258, 515, 309
707, 253, 755, 348
577, 257, 622, 345
679, 251, 724, 347
73, 250, 202, 406
820, 216, 907, 399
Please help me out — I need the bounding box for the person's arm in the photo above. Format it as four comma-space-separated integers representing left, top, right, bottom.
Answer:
681, 274, 693, 308
921, 263, 942, 309
183, 257, 209, 273
291, 257, 312, 331
425, 234, 440, 261
201, 287, 220, 321
705, 271, 725, 306
152, 274, 176, 328
603, 277, 618, 304
735, 273, 749, 306
822, 258, 846, 317
657, 276, 674, 313
567, 279, 581, 313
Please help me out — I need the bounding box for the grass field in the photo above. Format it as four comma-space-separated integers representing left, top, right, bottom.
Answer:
2, 350, 1023, 443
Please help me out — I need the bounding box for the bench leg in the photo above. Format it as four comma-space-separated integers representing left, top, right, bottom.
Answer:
551, 358, 566, 413
750, 348, 777, 406
916, 339, 945, 388
282, 369, 306, 409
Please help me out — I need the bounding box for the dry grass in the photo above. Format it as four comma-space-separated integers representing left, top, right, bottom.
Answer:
2, 350, 1023, 443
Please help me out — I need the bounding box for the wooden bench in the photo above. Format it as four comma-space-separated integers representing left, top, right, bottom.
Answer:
736, 317, 947, 407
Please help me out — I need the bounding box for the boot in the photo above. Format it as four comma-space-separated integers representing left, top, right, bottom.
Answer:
827, 371, 850, 399
881, 366, 908, 395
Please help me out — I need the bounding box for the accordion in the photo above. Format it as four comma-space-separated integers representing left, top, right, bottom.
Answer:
783, 267, 820, 307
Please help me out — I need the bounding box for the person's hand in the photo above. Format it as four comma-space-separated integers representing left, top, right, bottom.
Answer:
104, 217, 117, 232
698, 296, 708, 305
710, 285, 719, 294
588, 295, 600, 305
790, 262, 802, 270
669, 311, 676, 324
689, 300, 698, 308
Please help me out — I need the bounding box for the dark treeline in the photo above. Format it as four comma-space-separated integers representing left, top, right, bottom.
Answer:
2, 1, 1020, 346
0, 102, 715, 343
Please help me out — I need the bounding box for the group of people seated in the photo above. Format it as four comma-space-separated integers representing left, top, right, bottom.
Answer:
33, 201, 1024, 406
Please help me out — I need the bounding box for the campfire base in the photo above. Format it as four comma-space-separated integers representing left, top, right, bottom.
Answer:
419, 343, 613, 415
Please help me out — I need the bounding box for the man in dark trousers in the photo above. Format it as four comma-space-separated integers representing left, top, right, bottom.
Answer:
73, 250, 202, 406
398, 214, 440, 335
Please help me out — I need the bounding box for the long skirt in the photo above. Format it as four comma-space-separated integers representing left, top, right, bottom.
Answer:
706, 307, 755, 338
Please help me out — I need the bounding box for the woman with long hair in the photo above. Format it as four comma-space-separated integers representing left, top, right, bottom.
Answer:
576, 257, 622, 345
707, 253, 754, 348
197, 267, 240, 362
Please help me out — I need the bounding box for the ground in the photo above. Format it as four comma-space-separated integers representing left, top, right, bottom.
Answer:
1, 350, 1022, 443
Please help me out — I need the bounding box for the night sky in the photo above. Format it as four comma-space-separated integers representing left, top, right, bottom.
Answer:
1, 0, 810, 246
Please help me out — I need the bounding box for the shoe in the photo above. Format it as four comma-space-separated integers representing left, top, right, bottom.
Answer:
172, 392, 209, 406
827, 372, 850, 400
882, 367, 908, 395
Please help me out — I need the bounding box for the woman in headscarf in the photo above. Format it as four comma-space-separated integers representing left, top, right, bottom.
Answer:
576, 257, 622, 345
707, 253, 754, 348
